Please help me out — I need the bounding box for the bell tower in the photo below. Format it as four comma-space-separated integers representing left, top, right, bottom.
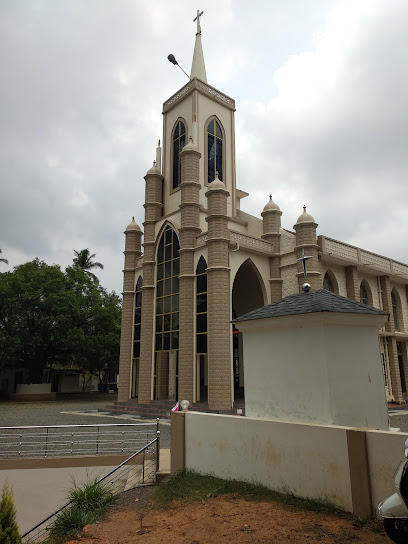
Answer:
161, 12, 238, 219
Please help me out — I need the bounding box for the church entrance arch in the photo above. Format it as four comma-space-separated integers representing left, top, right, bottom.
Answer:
232, 259, 266, 401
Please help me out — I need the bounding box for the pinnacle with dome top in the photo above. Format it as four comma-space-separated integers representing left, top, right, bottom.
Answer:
190, 9, 207, 82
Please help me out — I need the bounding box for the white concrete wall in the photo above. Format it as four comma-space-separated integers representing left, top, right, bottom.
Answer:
241, 319, 332, 424
324, 324, 389, 429
239, 313, 389, 430
16, 383, 51, 394
182, 412, 408, 517
366, 430, 408, 513
184, 412, 354, 511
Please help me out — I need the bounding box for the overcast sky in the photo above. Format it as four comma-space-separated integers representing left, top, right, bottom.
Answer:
1, 0, 408, 294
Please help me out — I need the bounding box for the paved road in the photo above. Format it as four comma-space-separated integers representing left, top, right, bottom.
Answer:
0, 394, 170, 448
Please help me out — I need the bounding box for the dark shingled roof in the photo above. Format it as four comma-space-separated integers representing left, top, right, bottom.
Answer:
233, 289, 389, 323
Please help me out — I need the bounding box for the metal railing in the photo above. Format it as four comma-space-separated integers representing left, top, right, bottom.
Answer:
0, 420, 159, 458
22, 432, 160, 543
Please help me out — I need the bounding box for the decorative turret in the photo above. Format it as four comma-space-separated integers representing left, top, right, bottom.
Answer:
262, 195, 283, 302
125, 216, 141, 232
117, 217, 143, 402
178, 136, 202, 403
123, 216, 142, 290
293, 205, 321, 291
137, 161, 164, 404
206, 172, 232, 410
262, 195, 282, 236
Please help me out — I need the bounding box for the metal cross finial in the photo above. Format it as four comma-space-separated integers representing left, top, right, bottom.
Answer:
297, 248, 313, 282
269, 194, 272, 200
194, 10, 204, 34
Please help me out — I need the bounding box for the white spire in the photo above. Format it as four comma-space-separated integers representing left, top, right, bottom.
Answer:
190, 10, 207, 82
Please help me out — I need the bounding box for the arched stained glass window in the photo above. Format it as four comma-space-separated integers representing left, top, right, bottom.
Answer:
172, 120, 186, 190
155, 226, 180, 351
323, 272, 333, 292
196, 257, 208, 355
207, 119, 223, 184
360, 283, 368, 305
133, 277, 142, 358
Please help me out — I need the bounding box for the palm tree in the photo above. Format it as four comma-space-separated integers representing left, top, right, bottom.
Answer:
73, 248, 103, 282
0, 249, 8, 265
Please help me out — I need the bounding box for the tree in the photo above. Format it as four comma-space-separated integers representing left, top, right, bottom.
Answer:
73, 249, 103, 283
65, 267, 121, 389
0, 260, 79, 381
0, 260, 121, 385
0, 484, 22, 544
0, 250, 8, 265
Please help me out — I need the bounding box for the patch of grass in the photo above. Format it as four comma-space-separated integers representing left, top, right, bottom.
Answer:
150, 469, 343, 516
46, 478, 114, 544
68, 478, 114, 513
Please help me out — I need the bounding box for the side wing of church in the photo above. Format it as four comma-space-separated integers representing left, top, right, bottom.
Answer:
116, 20, 408, 414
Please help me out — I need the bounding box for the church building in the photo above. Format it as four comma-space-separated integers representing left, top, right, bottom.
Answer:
116, 15, 408, 413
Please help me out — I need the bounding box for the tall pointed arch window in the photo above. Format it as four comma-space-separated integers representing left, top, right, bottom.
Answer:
196, 257, 208, 355
172, 120, 186, 190
155, 225, 180, 351
133, 277, 142, 358
360, 283, 368, 305
323, 272, 334, 292
392, 291, 400, 331
207, 119, 223, 184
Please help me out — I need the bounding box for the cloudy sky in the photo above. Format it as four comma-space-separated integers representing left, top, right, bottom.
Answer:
1, 0, 408, 294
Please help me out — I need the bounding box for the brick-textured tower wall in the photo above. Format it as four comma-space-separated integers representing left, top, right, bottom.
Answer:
138, 164, 163, 403
261, 197, 283, 303
293, 207, 321, 291
345, 266, 360, 301
380, 275, 403, 402
206, 176, 232, 410
178, 139, 201, 403
117, 219, 142, 402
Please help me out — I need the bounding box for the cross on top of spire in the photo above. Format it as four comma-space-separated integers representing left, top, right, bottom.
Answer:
194, 10, 204, 35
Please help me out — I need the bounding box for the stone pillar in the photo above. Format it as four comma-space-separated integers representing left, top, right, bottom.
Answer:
261, 196, 282, 303
117, 218, 142, 402
138, 164, 163, 403
178, 138, 201, 403
345, 266, 360, 301
206, 174, 232, 410
156, 352, 169, 399
293, 206, 321, 291
380, 275, 403, 402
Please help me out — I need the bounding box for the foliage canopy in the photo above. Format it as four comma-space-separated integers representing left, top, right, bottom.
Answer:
0, 259, 121, 384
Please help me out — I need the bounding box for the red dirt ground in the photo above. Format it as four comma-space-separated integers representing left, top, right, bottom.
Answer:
66, 495, 390, 544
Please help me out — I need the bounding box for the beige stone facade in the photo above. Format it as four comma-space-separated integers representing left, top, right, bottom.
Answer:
117, 28, 408, 410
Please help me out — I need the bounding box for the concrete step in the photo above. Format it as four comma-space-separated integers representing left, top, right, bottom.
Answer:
103, 401, 245, 418
124, 462, 155, 490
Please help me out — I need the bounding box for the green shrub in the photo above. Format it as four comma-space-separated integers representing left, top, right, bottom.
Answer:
48, 506, 97, 540
0, 484, 22, 544
47, 478, 114, 543
68, 478, 113, 512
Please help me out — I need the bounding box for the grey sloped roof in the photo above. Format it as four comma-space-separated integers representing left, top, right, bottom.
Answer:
233, 289, 389, 323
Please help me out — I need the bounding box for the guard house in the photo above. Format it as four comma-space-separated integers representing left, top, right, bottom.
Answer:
234, 289, 390, 430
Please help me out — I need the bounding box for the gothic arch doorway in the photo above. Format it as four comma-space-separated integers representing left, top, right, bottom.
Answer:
232, 259, 266, 401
